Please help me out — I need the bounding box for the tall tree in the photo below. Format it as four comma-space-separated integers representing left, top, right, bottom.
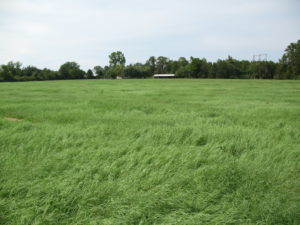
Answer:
279, 40, 300, 79
145, 56, 156, 74
109, 51, 126, 67
108, 51, 126, 78
156, 56, 169, 74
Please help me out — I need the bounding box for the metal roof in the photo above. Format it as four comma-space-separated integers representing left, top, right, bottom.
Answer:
153, 74, 175, 77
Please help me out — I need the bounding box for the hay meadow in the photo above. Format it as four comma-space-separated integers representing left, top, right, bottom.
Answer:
0, 79, 299, 224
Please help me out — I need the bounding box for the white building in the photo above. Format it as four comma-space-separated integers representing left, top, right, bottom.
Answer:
153, 74, 175, 78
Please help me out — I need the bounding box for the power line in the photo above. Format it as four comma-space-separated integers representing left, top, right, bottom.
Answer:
252, 53, 268, 62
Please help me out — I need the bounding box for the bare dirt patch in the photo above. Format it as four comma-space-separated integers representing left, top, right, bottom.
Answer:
5, 117, 23, 122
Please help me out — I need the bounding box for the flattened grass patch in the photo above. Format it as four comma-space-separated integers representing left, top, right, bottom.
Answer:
4, 117, 23, 122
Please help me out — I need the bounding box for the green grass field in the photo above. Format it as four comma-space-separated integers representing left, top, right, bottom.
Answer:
0, 79, 299, 225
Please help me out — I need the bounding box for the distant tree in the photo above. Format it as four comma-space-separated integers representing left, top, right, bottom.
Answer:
86, 69, 94, 79
19, 66, 41, 81
40, 68, 58, 80
168, 60, 180, 74
145, 56, 156, 74
107, 65, 124, 79
2, 43, 300, 82
189, 57, 209, 78
108, 51, 126, 78
210, 60, 229, 78
7, 61, 22, 75
225, 56, 242, 78
58, 62, 85, 79
239, 60, 251, 79
279, 40, 300, 79
109, 51, 126, 67
176, 65, 190, 78
22, 66, 40, 76
0, 61, 22, 81
0, 66, 14, 81
103, 66, 110, 78
178, 57, 189, 67
0, 67, 3, 81
210, 57, 242, 79
124, 63, 151, 78
156, 56, 169, 74
250, 61, 276, 79
171, 57, 190, 77
93, 66, 104, 78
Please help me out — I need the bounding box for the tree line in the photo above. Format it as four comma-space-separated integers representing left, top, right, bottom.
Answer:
0, 40, 299, 82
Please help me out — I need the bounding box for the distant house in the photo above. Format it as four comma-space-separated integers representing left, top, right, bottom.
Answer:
153, 74, 175, 78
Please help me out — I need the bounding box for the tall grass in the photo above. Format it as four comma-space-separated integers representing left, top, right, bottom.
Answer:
0, 79, 299, 224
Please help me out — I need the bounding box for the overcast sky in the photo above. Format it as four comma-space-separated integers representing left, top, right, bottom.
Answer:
0, 0, 299, 70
